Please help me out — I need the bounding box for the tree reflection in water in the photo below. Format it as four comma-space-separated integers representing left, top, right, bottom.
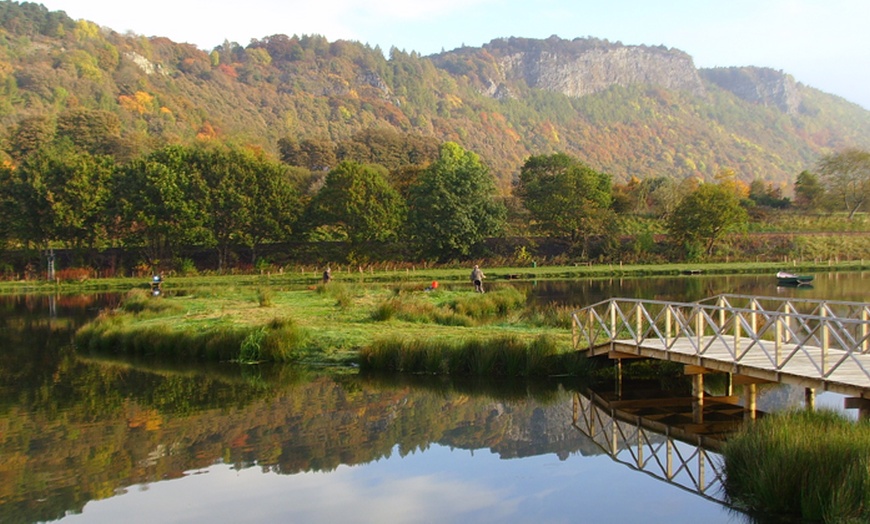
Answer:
3, 272, 867, 523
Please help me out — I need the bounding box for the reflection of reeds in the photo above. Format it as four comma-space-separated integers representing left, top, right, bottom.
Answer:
360, 335, 591, 377
723, 409, 870, 522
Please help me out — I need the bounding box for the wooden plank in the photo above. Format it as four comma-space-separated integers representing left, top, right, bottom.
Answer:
732, 375, 776, 386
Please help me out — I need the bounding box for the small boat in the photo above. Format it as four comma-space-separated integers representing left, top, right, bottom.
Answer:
776, 271, 814, 286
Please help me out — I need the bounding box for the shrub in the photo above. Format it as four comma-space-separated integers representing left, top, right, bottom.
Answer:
55, 267, 91, 282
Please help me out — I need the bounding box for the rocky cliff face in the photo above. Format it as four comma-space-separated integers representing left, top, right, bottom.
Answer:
454, 37, 707, 100
700, 66, 801, 115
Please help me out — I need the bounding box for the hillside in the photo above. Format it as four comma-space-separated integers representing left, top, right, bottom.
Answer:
1, 2, 869, 193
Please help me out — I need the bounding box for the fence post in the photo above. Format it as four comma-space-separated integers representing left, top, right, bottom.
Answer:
636, 303, 643, 344
695, 305, 703, 352
734, 308, 741, 355
750, 300, 758, 335
775, 312, 782, 367
863, 307, 869, 354
572, 313, 579, 350
610, 300, 617, 338
821, 307, 829, 375
665, 305, 672, 347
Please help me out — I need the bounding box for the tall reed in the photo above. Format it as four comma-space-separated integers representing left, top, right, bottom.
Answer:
359, 335, 589, 377
722, 409, 870, 522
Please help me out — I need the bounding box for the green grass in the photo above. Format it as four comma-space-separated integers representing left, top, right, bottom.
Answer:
74, 283, 575, 366
722, 409, 870, 522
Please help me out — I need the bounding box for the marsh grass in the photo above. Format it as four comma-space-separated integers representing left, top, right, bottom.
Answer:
449, 287, 527, 321
371, 287, 526, 327
521, 301, 576, 328
359, 335, 589, 377
722, 409, 870, 522
256, 287, 273, 307
76, 282, 573, 367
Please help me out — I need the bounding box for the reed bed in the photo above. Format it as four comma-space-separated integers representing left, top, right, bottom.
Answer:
722, 409, 870, 522
371, 287, 526, 327
359, 335, 591, 377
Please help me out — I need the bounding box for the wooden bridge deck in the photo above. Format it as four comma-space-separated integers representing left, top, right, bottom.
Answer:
590, 336, 870, 398
574, 294, 870, 399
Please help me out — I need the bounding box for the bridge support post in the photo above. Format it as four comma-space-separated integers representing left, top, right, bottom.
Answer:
692, 373, 704, 424
805, 388, 815, 411
845, 397, 870, 420
744, 383, 757, 421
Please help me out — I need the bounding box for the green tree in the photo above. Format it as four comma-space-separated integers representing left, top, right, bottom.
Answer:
7, 115, 56, 161
815, 149, 870, 219
111, 145, 211, 266
793, 170, 824, 211
278, 137, 336, 172
666, 182, 748, 259
56, 108, 122, 157
245, 155, 302, 262
407, 142, 505, 260
3, 144, 114, 252
306, 161, 405, 246
514, 152, 613, 258
194, 144, 301, 267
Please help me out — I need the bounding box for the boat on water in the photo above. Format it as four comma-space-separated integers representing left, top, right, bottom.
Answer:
776, 271, 814, 286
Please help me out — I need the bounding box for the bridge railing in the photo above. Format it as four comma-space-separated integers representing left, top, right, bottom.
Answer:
571, 296, 870, 381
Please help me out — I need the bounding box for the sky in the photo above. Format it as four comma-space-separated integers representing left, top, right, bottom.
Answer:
36, 0, 870, 110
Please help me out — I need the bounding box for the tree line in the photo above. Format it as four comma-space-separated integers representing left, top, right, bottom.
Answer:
0, 124, 868, 275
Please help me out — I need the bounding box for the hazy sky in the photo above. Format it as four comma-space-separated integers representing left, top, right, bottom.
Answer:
37, 0, 870, 109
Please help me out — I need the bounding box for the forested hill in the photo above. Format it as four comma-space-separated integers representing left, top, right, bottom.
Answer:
2, 1, 869, 192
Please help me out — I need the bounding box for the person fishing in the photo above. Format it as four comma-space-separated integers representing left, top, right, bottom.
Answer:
470, 264, 485, 293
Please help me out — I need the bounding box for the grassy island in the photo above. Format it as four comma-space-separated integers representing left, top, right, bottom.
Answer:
74, 281, 581, 375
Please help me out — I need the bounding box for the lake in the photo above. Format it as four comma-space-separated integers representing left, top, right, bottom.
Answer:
1, 272, 868, 523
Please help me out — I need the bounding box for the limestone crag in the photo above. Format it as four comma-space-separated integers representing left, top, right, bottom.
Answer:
701, 66, 801, 115
455, 37, 707, 100
500, 45, 706, 99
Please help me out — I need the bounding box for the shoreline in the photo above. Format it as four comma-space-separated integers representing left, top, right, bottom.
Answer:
1, 259, 868, 295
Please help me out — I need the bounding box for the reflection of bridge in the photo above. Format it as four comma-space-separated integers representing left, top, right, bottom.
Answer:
571, 389, 738, 504
572, 294, 870, 415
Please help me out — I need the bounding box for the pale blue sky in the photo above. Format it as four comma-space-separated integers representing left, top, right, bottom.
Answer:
38, 0, 870, 109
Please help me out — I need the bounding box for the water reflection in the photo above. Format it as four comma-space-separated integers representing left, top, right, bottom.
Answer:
1, 273, 868, 523
1, 340, 755, 522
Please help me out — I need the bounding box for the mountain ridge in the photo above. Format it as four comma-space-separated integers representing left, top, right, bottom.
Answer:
1, 1, 869, 193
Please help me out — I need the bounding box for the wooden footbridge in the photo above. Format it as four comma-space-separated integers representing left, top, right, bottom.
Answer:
571, 294, 870, 408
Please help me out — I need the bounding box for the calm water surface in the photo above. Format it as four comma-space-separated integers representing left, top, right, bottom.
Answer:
2, 272, 868, 523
